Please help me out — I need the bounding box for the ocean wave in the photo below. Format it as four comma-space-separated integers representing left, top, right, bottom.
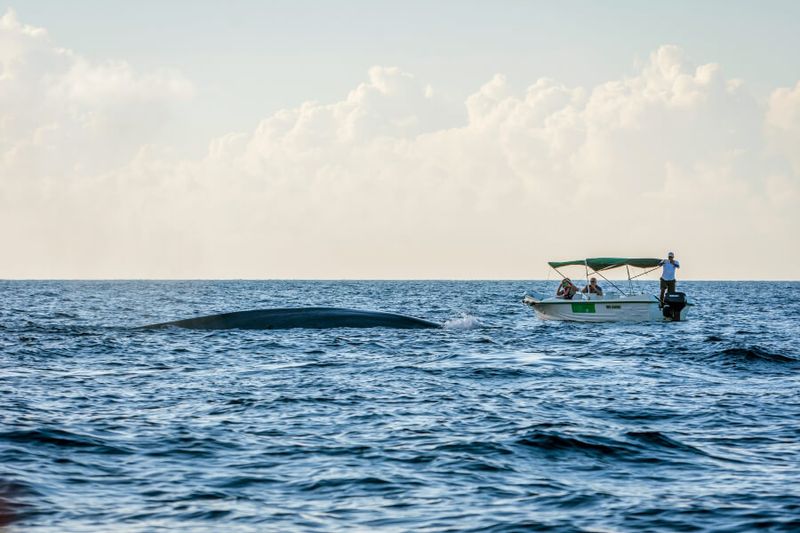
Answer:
432, 441, 513, 456
214, 476, 279, 489
718, 346, 797, 363
515, 431, 629, 458
0, 428, 129, 455
625, 430, 711, 457
295, 476, 396, 493
514, 429, 721, 466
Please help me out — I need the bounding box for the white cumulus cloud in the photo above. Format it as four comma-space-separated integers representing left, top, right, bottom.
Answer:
1, 10, 798, 279
0, 9, 192, 184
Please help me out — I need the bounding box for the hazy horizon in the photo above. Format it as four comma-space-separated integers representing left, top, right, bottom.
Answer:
2, 277, 797, 282
2, 2, 799, 280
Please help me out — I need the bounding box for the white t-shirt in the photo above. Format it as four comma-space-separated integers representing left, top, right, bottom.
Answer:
660, 259, 680, 281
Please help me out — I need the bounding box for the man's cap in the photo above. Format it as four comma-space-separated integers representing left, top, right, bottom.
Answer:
668, 251, 674, 256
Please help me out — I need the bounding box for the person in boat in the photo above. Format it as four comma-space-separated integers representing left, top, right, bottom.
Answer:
556, 278, 579, 299
581, 277, 603, 296
659, 251, 680, 303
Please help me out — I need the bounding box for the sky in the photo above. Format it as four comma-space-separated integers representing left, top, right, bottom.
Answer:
1, 1, 799, 279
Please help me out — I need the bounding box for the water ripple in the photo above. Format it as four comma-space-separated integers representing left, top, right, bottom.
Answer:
1, 280, 799, 531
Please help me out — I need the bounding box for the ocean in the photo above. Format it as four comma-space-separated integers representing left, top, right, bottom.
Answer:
1, 280, 799, 531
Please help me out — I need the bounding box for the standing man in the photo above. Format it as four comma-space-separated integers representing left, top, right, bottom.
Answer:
659, 251, 680, 304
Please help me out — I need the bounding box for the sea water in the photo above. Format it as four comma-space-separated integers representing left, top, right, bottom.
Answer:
1, 280, 799, 531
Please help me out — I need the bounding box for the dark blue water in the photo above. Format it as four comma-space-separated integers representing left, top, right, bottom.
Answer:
2, 280, 799, 531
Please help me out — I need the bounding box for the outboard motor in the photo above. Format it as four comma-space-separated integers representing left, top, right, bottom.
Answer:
662, 292, 687, 321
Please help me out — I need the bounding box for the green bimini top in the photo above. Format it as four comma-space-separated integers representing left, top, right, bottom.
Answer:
548, 257, 662, 271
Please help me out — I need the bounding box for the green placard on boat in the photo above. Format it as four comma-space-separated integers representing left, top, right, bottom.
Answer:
571, 303, 596, 313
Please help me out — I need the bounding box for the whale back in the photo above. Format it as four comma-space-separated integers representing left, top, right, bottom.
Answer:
142, 307, 441, 330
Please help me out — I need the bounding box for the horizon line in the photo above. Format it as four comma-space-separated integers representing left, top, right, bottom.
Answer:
1, 278, 798, 282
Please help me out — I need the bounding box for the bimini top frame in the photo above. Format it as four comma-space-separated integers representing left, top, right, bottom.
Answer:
548, 257, 662, 297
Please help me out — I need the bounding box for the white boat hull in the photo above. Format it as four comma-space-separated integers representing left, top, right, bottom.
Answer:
523, 293, 688, 323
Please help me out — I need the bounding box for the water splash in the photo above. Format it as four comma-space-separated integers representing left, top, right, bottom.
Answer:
443, 315, 481, 330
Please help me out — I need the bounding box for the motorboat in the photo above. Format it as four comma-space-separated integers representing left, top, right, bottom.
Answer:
523, 257, 690, 322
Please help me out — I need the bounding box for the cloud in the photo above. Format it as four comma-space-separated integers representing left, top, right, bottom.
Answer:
766, 80, 800, 174
0, 9, 192, 184
1, 11, 798, 279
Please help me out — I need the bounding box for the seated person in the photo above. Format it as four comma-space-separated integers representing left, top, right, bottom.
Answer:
581, 277, 604, 296
556, 278, 578, 299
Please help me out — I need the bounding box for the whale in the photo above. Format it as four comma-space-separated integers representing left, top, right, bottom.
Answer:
141, 307, 442, 330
